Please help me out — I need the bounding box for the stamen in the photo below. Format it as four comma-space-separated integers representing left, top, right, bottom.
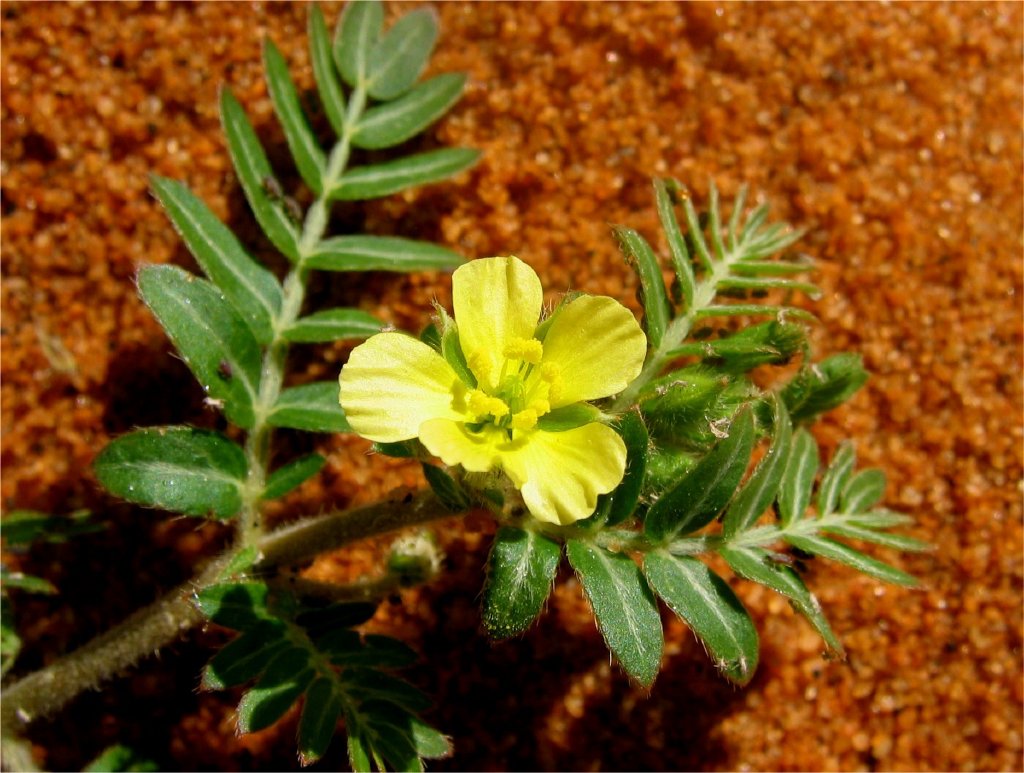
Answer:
540, 362, 561, 381
503, 337, 544, 364
511, 408, 538, 431
468, 350, 493, 382
529, 398, 551, 416
468, 389, 509, 418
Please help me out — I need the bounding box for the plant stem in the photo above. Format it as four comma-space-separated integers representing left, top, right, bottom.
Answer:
0, 491, 460, 737
238, 84, 369, 544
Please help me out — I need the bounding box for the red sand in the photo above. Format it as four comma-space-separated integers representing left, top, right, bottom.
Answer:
2, 2, 1021, 770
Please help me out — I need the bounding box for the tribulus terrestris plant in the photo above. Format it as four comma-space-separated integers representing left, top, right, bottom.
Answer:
0, 3, 927, 770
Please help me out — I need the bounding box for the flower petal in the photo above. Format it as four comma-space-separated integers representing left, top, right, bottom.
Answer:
420, 418, 502, 473
539, 295, 646, 407
502, 424, 627, 525
339, 332, 467, 443
453, 256, 543, 391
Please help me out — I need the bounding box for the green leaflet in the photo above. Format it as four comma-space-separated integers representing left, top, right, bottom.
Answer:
284, 308, 384, 343
308, 234, 464, 272
817, 441, 856, 517
353, 73, 467, 150
202, 624, 290, 690
643, 551, 759, 685
150, 175, 283, 344
785, 534, 918, 587
267, 382, 352, 433
365, 9, 438, 100
645, 407, 756, 541
83, 745, 159, 773
602, 411, 649, 527
1, 509, 103, 546
482, 527, 562, 639
782, 353, 869, 424
263, 39, 326, 194
535, 403, 602, 433
0, 569, 57, 595
299, 677, 345, 766
94, 427, 247, 520
138, 265, 262, 429
614, 226, 670, 349
722, 396, 792, 537
817, 522, 931, 553
263, 454, 326, 501
421, 464, 471, 512
720, 545, 843, 655
667, 321, 807, 374
566, 540, 663, 687
220, 88, 301, 261
309, 5, 346, 135
237, 647, 315, 733
840, 468, 887, 514
778, 428, 819, 527
195, 582, 275, 629
653, 178, 695, 307
329, 148, 480, 201
334, 0, 384, 87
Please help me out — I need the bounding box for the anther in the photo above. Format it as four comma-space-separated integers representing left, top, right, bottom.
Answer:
511, 408, 538, 431
503, 337, 544, 364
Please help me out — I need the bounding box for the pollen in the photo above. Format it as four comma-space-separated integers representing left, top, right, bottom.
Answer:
503, 337, 544, 364
467, 349, 493, 381
529, 398, 551, 416
468, 389, 509, 418
540, 362, 561, 381
511, 408, 538, 431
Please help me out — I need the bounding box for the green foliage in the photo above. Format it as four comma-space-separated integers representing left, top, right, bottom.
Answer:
353, 74, 468, 150
264, 39, 326, 194
782, 353, 869, 423
308, 235, 464, 273
263, 454, 327, 501
94, 427, 248, 519
328, 148, 480, 201
614, 226, 670, 349
601, 412, 649, 527
284, 309, 384, 344
195, 580, 447, 769
421, 464, 471, 512
1, 509, 103, 547
267, 382, 352, 433
668, 320, 807, 374
482, 527, 562, 639
566, 540, 663, 687
83, 745, 159, 772
643, 551, 758, 684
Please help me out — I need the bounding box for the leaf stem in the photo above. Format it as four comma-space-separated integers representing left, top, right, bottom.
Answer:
238, 83, 370, 544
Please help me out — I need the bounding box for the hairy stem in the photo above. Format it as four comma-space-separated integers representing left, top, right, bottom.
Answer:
1, 490, 461, 736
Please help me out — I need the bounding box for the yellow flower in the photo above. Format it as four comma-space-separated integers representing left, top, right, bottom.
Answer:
338, 256, 646, 525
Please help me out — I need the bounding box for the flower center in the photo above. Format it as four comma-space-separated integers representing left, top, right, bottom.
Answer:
464, 337, 562, 432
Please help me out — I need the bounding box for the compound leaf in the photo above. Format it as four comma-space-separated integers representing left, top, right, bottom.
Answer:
614, 226, 669, 349
264, 39, 326, 194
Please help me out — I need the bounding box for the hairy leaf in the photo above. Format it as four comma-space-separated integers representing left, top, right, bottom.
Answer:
840, 468, 887, 514
644, 551, 759, 684
566, 540, 663, 687
782, 353, 869, 423
150, 175, 283, 344
83, 745, 159, 773
421, 464, 470, 512
645, 407, 755, 541
353, 73, 466, 149
778, 429, 819, 527
817, 441, 856, 517
334, 0, 384, 87
785, 534, 918, 587
237, 647, 315, 733
722, 396, 792, 537
534, 403, 603, 432
721, 545, 843, 655
603, 411, 649, 527
329, 148, 479, 200
299, 677, 345, 766
268, 382, 352, 433
195, 581, 275, 629
653, 178, 695, 307
614, 226, 670, 349
482, 527, 562, 639
202, 623, 290, 690
1, 509, 102, 547
220, 88, 301, 261
308, 234, 464, 272
309, 5, 346, 135
818, 522, 931, 553
95, 427, 247, 519
284, 308, 384, 343
264, 39, 326, 193
138, 265, 261, 428
263, 454, 326, 500
365, 8, 438, 100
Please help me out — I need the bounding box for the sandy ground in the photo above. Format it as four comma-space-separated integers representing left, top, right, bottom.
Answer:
2, 2, 1021, 770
